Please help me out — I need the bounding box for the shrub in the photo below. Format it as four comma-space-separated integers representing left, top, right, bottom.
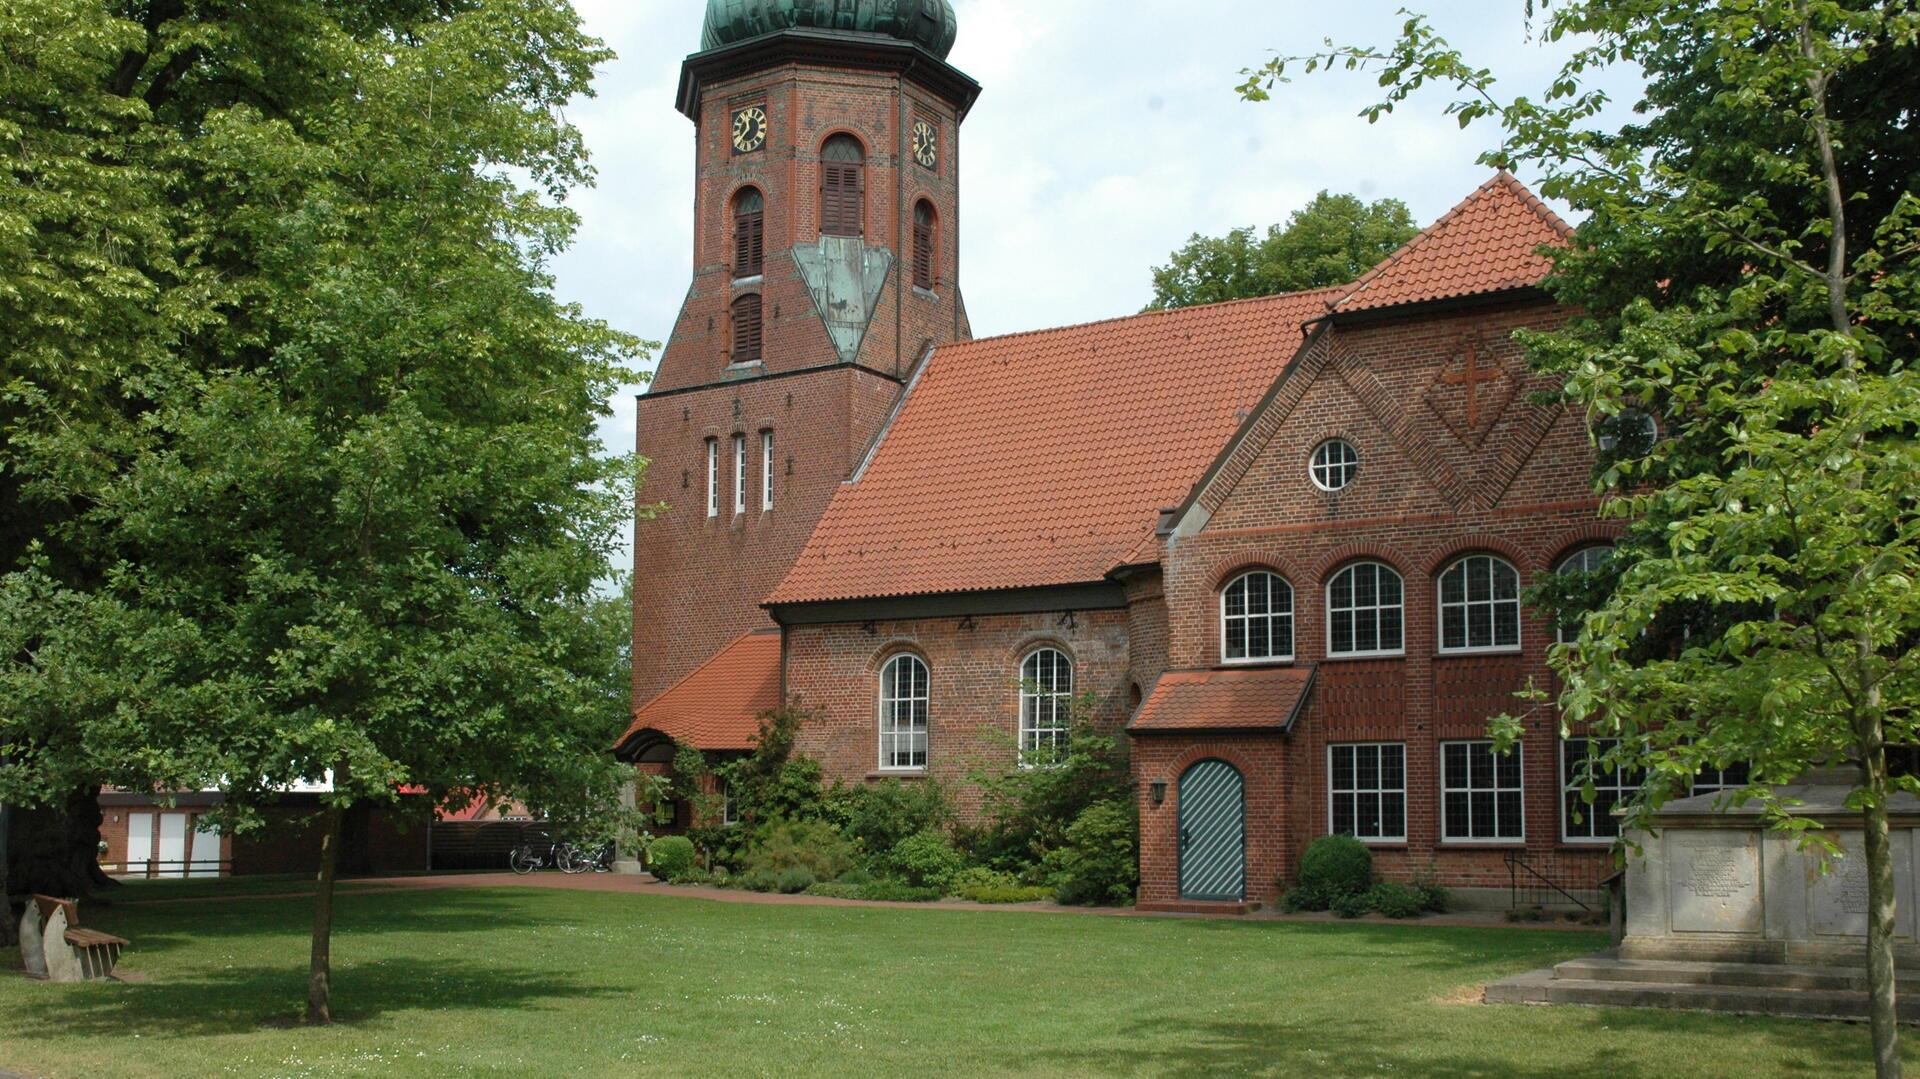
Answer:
1296, 835, 1372, 906
829, 779, 954, 856
805, 882, 864, 900
958, 884, 1055, 904
1278, 887, 1321, 913
740, 818, 855, 883
649, 835, 697, 882
738, 869, 781, 893
1367, 882, 1425, 919
885, 829, 968, 891
1410, 872, 1450, 913
1043, 800, 1139, 906
856, 879, 942, 902
774, 867, 818, 894
969, 700, 1133, 875
947, 866, 1019, 894
835, 867, 875, 887
1331, 890, 1372, 919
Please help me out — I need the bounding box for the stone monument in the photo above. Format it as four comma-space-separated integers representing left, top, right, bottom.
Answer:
1623, 771, 1920, 966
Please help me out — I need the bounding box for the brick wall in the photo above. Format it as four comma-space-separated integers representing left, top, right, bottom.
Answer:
1156, 299, 1623, 896
784, 608, 1138, 818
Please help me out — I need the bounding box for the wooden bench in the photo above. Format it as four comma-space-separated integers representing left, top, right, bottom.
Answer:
19, 895, 129, 983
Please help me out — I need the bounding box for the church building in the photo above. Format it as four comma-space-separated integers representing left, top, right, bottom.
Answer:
623, 1, 1633, 910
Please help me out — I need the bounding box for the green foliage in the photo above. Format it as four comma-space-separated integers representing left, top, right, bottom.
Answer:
802, 882, 863, 900
648, 836, 699, 883
957, 884, 1055, 905
883, 829, 968, 892
970, 698, 1134, 875
1410, 872, 1451, 914
828, 778, 954, 858
1294, 835, 1374, 909
1331, 891, 1373, 920
1146, 192, 1418, 310
850, 880, 942, 903
711, 704, 831, 831
947, 866, 1019, 893
1366, 882, 1426, 920
773, 867, 817, 895
1042, 800, 1139, 907
739, 818, 856, 884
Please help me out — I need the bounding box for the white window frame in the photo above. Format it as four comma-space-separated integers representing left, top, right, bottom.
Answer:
1327, 743, 1407, 844
1554, 546, 1614, 644
705, 439, 719, 518
1598, 409, 1660, 454
1437, 554, 1523, 655
1440, 740, 1526, 844
1018, 647, 1073, 765
878, 653, 929, 772
1326, 562, 1406, 658
732, 435, 747, 515
719, 779, 738, 826
1310, 438, 1360, 492
1560, 737, 1640, 844
761, 431, 774, 511
1220, 570, 1295, 665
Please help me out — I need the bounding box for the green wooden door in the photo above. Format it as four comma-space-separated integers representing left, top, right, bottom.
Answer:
1178, 759, 1246, 902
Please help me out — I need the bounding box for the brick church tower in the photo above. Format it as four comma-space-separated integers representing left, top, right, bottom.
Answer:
631, 2, 981, 708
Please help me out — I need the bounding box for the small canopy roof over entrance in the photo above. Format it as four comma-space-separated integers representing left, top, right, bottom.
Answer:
616, 629, 781, 757
1128, 667, 1317, 735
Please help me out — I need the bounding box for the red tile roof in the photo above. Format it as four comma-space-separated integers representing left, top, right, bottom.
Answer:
1331, 172, 1571, 314
1128, 666, 1317, 734
766, 287, 1344, 604
619, 630, 780, 751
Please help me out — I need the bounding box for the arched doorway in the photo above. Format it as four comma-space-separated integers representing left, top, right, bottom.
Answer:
1178, 759, 1247, 902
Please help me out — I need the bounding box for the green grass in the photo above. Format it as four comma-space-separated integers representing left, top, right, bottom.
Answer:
0, 885, 1900, 1077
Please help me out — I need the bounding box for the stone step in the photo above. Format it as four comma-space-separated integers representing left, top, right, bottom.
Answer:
1552, 955, 1920, 994
1541, 977, 1920, 1023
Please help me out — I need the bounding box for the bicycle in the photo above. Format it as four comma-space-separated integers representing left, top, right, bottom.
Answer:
508, 833, 565, 875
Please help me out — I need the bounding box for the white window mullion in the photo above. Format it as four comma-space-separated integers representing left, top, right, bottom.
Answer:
706, 439, 719, 518
733, 435, 747, 515
761, 431, 774, 511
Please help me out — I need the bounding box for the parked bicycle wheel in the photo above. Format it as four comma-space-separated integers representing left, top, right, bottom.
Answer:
558, 844, 587, 874
509, 845, 539, 875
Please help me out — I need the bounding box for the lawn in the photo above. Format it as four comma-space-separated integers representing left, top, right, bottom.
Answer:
0, 883, 1899, 1078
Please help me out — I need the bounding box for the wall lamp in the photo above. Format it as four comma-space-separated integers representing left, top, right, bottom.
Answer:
1149, 780, 1168, 807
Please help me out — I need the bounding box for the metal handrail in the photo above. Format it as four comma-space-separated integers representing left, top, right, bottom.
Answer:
1504, 850, 1594, 912
98, 858, 233, 879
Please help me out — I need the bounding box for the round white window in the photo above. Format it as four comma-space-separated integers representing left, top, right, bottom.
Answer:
1311, 439, 1360, 492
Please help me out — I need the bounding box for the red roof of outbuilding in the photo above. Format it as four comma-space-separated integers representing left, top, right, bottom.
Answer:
1331, 172, 1571, 314
619, 629, 780, 752
1128, 666, 1317, 734
766, 287, 1344, 605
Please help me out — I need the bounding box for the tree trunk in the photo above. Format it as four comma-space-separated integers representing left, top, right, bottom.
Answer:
11, 787, 117, 899
1861, 731, 1903, 1079
306, 799, 347, 1026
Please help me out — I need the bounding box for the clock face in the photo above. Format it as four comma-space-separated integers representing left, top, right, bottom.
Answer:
911, 120, 939, 170
731, 106, 767, 154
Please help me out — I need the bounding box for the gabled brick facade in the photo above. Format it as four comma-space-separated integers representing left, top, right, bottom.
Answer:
631, 20, 1617, 912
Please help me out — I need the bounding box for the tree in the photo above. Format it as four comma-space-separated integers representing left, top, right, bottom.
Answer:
1146, 191, 1417, 310
0, 0, 649, 1025
1241, 3, 1920, 1073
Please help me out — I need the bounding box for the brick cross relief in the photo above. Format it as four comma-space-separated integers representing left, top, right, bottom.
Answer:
1441, 340, 1500, 431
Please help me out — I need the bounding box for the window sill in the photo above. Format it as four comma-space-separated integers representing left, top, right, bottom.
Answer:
1437, 840, 1528, 848
912, 286, 940, 300
732, 275, 765, 288
867, 770, 928, 781
1321, 651, 1406, 663
1217, 657, 1297, 669
1434, 647, 1524, 659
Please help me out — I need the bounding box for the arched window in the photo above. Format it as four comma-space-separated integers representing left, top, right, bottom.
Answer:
879, 654, 929, 770
1222, 570, 1294, 663
821, 135, 866, 237
912, 200, 937, 290
1554, 546, 1613, 644
730, 294, 762, 365
1327, 562, 1404, 657
733, 188, 765, 278
1438, 555, 1522, 653
1018, 648, 1073, 763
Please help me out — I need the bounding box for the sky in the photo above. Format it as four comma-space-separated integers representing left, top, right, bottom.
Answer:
556, 1, 1642, 570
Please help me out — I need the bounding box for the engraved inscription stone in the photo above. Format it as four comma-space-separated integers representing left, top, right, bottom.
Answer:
1811, 846, 1873, 937
1668, 832, 1763, 934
